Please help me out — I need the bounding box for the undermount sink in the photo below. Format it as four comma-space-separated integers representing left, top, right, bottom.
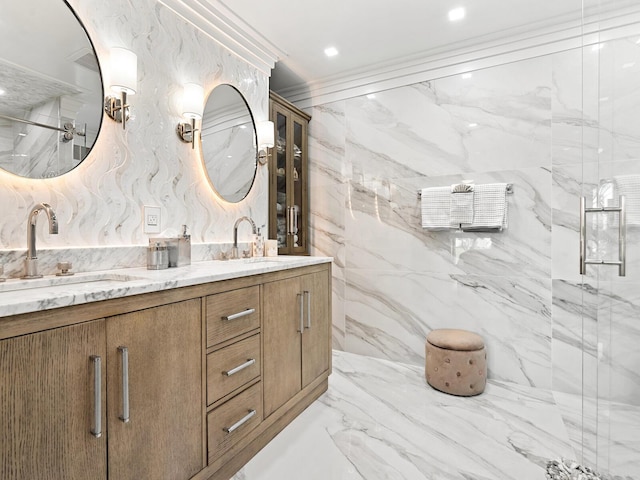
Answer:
0, 272, 144, 293
234, 257, 284, 265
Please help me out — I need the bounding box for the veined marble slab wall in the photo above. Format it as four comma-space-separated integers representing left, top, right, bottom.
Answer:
0, 0, 269, 278
309, 40, 640, 404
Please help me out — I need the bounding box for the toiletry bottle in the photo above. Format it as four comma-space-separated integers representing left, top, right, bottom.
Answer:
178, 224, 191, 266
252, 228, 264, 257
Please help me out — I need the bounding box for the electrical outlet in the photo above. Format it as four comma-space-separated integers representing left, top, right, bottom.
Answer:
143, 205, 161, 234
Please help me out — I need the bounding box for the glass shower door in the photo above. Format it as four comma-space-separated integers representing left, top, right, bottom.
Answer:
580, 1, 640, 477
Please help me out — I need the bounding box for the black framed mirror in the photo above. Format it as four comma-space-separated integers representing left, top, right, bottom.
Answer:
201, 84, 258, 203
0, 0, 103, 179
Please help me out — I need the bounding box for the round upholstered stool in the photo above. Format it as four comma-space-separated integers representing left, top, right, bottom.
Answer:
425, 329, 486, 396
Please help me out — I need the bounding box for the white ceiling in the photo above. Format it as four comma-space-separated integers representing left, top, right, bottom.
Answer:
210, 0, 637, 96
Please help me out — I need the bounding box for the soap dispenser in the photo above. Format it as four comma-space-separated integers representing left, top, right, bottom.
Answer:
252, 227, 264, 257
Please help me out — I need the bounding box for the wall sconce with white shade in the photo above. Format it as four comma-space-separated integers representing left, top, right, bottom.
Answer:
104, 47, 137, 130
256, 120, 274, 165
176, 83, 204, 149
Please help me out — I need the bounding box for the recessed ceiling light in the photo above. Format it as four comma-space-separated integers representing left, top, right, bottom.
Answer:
448, 7, 465, 22
468, 122, 478, 128
239, 125, 247, 129
0, 88, 5, 95
592, 43, 604, 51
366, 94, 376, 99
462, 73, 473, 79
324, 47, 339, 57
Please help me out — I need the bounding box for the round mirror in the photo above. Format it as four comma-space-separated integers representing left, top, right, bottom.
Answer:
201, 84, 257, 203
0, 0, 103, 179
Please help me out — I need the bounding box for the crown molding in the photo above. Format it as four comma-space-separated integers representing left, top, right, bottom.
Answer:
158, 0, 281, 76
280, 6, 640, 109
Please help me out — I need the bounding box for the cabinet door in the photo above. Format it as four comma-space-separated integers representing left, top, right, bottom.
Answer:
0, 320, 107, 480
106, 299, 202, 480
269, 96, 310, 255
263, 276, 303, 417
301, 270, 331, 388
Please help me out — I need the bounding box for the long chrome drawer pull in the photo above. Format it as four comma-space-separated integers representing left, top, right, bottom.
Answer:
118, 346, 130, 423
223, 358, 256, 376
304, 290, 311, 329
287, 206, 293, 235
298, 293, 304, 333
223, 409, 256, 434
580, 196, 626, 276
222, 308, 256, 322
90, 355, 102, 438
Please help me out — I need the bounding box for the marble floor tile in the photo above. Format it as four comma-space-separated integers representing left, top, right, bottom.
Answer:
234, 351, 589, 480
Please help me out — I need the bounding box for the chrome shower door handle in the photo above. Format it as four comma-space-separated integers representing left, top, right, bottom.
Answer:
580, 195, 626, 277
90, 355, 102, 438
619, 195, 627, 276
118, 346, 130, 423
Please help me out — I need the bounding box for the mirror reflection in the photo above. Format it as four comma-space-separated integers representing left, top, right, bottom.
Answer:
0, 0, 103, 179
201, 84, 257, 203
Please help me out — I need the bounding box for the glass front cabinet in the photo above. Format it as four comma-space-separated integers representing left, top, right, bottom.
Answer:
269, 92, 311, 255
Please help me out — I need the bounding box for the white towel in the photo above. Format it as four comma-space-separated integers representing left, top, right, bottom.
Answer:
450, 184, 474, 225
613, 175, 640, 225
463, 183, 508, 231
421, 187, 451, 230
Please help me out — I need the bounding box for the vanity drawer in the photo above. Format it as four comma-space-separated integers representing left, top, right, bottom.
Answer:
206, 286, 260, 346
207, 334, 261, 405
207, 381, 263, 463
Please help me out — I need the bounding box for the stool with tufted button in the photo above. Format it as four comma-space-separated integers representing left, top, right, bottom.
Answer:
425, 328, 487, 396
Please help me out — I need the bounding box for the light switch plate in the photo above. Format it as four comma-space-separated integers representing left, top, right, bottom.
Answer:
143, 205, 161, 234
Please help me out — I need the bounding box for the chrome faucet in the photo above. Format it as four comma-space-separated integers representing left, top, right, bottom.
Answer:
232, 216, 257, 259
23, 203, 58, 279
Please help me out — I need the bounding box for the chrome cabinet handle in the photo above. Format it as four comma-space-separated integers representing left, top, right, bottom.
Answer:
297, 293, 304, 333
293, 207, 298, 234
304, 290, 311, 329
90, 355, 102, 438
287, 206, 292, 235
580, 195, 626, 276
223, 409, 256, 433
223, 358, 256, 376
222, 308, 256, 322
118, 346, 130, 423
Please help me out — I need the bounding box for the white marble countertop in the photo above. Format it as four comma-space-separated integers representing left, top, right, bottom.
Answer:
0, 256, 331, 318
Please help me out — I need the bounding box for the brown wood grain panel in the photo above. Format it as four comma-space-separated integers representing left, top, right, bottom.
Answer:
207, 334, 261, 405
106, 298, 202, 480
0, 319, 107, 480
206, 286, 260, 347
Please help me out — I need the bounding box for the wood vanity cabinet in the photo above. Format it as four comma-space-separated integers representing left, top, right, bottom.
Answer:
0, 261, 331, 480
0, 299, 202, 480
269, 91, 311, 255
263, 268, 331, 417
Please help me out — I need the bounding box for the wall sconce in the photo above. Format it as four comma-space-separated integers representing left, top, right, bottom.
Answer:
256, 120, 274, 165
104, 47, 137, 130
176, 83, 204, 149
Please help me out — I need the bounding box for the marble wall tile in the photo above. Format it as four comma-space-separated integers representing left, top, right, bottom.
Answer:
345, 167, 551, 277
345, 269, 552, 388
0, 0, 269, 278
345, 57, 551, 181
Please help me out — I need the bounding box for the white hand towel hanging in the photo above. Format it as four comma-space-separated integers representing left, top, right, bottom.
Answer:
613, 175, 640, 225
421, 187, 451, 230
463, 183, 508, 231
450, 184, 474, 226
